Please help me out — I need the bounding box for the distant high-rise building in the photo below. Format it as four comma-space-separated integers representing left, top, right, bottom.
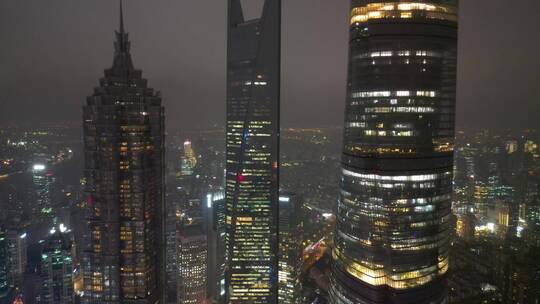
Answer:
182, 140, 198, 174
0, 229, 9, 299
330, 1, 459, 303
474, 182, 489, 220
32, 163, 55, 219
495, 201, 519, 239
40, 228, 74, 304
524, 140, 537, 154
506, 140, 518, 154
6, 229, 26, 289
278, 193, 303, 304
455, 213, 475, 241
527, 203, 540, 246
203, 191, 224, 302
82, 2, 165, 303
180, 143, 196, 177
165, 185, 187, 304
0, 184, 23, 225
207, 192, 226, 303
177, 223, 208, 304
225, 0, 281, 303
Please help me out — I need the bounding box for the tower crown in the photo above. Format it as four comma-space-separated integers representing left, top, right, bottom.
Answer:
109, 0, 135, 77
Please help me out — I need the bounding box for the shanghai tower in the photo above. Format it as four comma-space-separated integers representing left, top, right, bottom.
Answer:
224, 0, 280, 303
330, 1, 458, 304
82, 1, 165, 303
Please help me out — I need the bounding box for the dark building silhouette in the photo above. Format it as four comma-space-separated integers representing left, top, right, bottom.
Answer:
224, 0, 281, 303
6, 228, 26, 291
82, 2, 165, 303
204, 191, 226, 302
330, 1, 458, 303
165, 184, 187, 304
0, 228, 8, 300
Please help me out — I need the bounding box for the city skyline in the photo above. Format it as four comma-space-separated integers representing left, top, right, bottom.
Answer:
1, 1, 540, 304
1, 0, 539, 131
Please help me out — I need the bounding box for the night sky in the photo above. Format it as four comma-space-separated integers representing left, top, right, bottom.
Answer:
1, 0, 539, 131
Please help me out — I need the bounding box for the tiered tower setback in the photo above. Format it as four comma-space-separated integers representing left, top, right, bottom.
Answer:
82, 2, 165, 302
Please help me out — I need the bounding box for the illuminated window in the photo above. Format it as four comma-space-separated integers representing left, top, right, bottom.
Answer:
350, 2, 457, 24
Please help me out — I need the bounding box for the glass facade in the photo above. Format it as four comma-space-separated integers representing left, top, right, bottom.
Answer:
207, 193, 226, 303
82, 3, 165, 303
278, 193, 303, 304
0, 229, 8, 299
6, 229, 26, 289
225, 0, 281, 303
176, 225, 208, 304
32, 164, 55, 219
330, 1, 458, 303
165, 186, 186, 303
40, 230, 74, 304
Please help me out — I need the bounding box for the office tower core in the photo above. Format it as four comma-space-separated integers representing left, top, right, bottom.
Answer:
225, 0, 281, 303
82, 2, 165, 303
330, 1, 458, 303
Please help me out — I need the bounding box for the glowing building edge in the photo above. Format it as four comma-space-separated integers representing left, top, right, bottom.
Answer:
350, 2, 457, 24
333, 247, 449, 289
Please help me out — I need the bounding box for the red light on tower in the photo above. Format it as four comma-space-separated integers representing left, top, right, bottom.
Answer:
238, 173, 245, 182
86, 195, 93, 206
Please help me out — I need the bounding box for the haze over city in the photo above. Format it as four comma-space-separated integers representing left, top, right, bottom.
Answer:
1, 0, 539, 130
1, 1, 540, 304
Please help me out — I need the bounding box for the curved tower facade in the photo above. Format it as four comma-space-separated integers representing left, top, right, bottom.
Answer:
330, 1, 458, 303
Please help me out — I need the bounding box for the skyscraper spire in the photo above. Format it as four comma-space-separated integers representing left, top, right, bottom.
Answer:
109, 0, 134, 76
83, 2, 165, 302
116, 0, 128, 54
119, 0, 125, 35
228, 0, 245, 25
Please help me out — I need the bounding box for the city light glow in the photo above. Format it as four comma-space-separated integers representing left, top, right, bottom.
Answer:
33, 164, 46, 171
